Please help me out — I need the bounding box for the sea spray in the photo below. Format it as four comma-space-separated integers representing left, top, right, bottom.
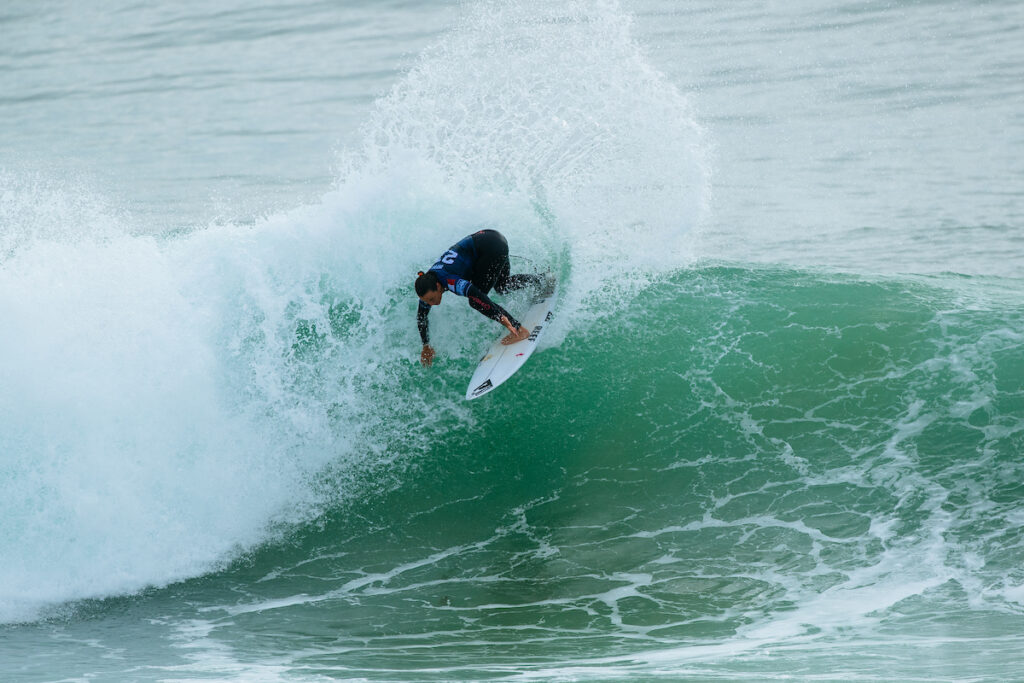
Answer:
0, 0, 708, 623
351, 0, 709, 328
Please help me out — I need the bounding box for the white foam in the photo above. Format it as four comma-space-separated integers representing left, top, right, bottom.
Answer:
0, 0, 708, 624
352, 0, 710, 337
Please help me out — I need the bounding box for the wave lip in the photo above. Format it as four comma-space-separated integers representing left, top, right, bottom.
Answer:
355, 0, 710, 317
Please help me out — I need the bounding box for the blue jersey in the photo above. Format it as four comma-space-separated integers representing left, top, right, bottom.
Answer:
423, 234, 478, 299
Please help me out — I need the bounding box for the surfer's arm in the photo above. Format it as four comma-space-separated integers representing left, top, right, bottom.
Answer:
417, 301, 431, 344
417, 302, 435, 366
464, 283, 521, 329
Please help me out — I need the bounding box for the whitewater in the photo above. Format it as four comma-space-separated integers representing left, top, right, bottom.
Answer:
2, 0, 1023, 680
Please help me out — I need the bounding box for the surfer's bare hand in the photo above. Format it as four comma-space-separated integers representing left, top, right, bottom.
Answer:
500, 324, 530, 345
420, 344, 435, 366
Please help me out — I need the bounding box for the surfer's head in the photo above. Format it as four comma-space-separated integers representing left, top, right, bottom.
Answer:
415, 271, 444, 305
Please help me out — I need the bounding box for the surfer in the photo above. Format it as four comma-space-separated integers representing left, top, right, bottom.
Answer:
415, 229, 545, 366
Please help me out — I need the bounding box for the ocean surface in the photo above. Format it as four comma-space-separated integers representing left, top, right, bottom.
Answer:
2, 0, 1023, 680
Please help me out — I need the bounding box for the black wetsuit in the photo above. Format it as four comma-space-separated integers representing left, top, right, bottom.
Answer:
417, 229, 542, 344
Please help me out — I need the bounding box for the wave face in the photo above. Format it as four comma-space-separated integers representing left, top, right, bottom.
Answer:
240, 267, 1019, 681
3, 0, 1024, 680
0, 0, 706, 626
6, 267, 1022, 679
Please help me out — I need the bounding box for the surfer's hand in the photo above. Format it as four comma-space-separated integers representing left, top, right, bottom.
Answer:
500, 318, 530, 345
420, 344, 435, 366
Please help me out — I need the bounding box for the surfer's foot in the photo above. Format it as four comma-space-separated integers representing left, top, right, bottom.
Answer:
501, 326, 530, 345
528, 274, 555, 303
538, 274, 556, 297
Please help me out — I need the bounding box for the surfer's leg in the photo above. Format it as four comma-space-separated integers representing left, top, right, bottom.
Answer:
470, 229, 549, 295
495, 271, 544, 294
472, 258, 501, 293
478, 257, 544, 295
470, 229, 509, 293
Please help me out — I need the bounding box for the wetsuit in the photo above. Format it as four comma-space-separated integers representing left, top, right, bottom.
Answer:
417, 229, 543, 344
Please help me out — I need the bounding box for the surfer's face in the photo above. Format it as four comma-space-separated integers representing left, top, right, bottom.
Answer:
419, 283, 444, 306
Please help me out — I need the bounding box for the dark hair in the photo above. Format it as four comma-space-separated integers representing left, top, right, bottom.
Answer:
415, 270, 440, 297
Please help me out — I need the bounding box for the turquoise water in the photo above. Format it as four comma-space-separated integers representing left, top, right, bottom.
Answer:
2, 1, 1023, 681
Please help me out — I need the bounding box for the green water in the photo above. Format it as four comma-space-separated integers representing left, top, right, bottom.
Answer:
7, 266, 1021, 681
4, 0, 1024, 677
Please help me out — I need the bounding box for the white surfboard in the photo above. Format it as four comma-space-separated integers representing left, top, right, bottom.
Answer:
465, 281, 557, 400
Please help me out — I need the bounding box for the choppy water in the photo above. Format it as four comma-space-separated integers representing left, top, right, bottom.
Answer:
2, 1, 1023, 681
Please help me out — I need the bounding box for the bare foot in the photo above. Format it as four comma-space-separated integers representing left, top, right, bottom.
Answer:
538, 274, 556, 298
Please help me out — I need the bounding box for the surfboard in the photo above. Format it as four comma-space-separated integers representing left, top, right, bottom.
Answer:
465, 279, 557, 400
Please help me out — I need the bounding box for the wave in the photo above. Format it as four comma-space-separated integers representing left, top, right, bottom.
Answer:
137, 266, 1024, 678
0, 0, 707, 623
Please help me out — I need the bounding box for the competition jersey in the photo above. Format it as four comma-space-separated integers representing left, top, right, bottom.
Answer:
420, 234, 478, 302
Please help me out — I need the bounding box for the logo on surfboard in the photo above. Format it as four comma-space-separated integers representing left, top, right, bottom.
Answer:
470, 379, 494, 397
